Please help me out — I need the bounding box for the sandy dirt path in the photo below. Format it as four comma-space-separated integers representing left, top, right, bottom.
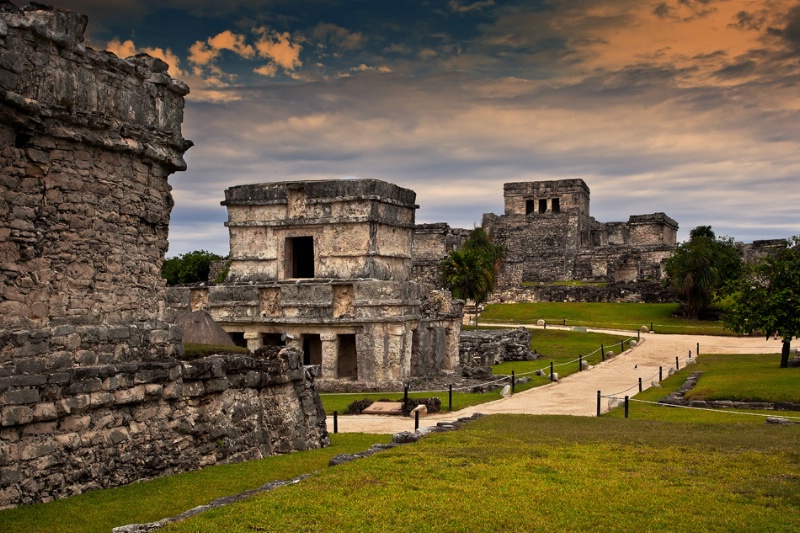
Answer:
326, 329, 784, 434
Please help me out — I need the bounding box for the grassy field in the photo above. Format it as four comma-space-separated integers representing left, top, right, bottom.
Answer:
0, 434, 390, 533
480, 302, 730, 335
8, 350, 800, 532
163, 414, 800, 532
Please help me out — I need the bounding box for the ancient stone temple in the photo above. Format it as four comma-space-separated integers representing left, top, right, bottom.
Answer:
482, 179, 678, 287
0, 4, 327, 508
168, 179, 463, 390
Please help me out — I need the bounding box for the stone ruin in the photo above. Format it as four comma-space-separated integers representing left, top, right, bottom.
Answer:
167, 179, 464, 391
484, 179, 678, 286
0, 4, 327, 508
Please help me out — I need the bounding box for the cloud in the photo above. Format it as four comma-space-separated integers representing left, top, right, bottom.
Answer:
312, 23, 365, 51
105, 38, 184, 77
449, 0, 495, 13
253, 28, 303, 74
768, 4, 800, 53
188, 29, 255, 67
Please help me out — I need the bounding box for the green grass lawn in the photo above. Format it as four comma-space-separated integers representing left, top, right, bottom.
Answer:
480, 302, 730, 335
603, 353, 800, 423
163, 415, 800, 532
0, 434, 390, 533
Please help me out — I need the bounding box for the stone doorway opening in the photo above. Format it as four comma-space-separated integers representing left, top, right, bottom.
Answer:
302, 334, 322, 365
337, 334, 358, 379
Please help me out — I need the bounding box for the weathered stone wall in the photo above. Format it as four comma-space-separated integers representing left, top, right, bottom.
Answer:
740, 239, 787, 265
0, 4, 328, 508
0, 346, 329, 508
459, 327, 537, 367
411, 223, 470, 286
222, 180, 418, 283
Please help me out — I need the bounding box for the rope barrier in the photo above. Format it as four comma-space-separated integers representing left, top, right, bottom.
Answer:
618, 397, 800, 421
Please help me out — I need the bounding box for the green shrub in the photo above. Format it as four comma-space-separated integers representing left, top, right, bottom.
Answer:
402, 397, 441, 416
345, 398, 374, 414
162, 250, 224, 286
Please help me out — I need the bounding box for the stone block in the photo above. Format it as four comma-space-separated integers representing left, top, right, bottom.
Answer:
89, 392, 115, 408
66, 378, 102, 395
22, 421, 57, 437
182, 381, 205, 397
3, 387, 40, 405
144, 384, 163, 398
9, 374, 47, 387
32, 402, 58, 422
1, 405, 34, 426
20, 441, 57, 461
59, 415, 92, 433
204, 378, 229, 393
114, 386, 145, 405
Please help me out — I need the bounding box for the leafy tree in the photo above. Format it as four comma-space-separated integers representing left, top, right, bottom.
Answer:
161, 250, 224, 286
663, 226, 742, 319
440, 227, 504, 327
724, 237, 800, 368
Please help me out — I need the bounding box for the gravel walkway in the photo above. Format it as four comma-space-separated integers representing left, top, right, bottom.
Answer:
326, 329, 784, 434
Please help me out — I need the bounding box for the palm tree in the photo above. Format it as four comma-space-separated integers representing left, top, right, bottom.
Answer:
440, 228, 503, 327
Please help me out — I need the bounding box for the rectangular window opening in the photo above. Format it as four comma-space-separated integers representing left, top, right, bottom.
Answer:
285, 236, 315, 278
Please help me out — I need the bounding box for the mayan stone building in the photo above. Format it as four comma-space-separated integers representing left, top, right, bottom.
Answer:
0, 4, 327, 508
168, 179, 463, 390
482, 179, 678, 288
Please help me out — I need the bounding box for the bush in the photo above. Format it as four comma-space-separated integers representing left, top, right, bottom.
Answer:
345, 398, 375, 414
162, 250, 224, 286
401, 397, 441, 416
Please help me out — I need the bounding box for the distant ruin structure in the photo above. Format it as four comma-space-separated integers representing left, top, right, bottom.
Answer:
483, 180, 678, 287
0, 4, 327, 508
168, 180, 463, 390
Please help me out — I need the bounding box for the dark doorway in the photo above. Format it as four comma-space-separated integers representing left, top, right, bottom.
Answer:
525, 199, 534, 215
302, 334, 322, 366
337, 334, 358, 378
229, 332, 247, 348
539, 199, 547, 214
285, 236, 315, 278
261, 333, 285, 347
552, 198, 560, 213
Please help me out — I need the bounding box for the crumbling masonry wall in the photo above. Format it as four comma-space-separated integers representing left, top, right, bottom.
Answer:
0, 4, 327, 508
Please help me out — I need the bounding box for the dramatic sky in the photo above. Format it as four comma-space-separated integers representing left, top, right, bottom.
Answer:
48, 0, 800, 256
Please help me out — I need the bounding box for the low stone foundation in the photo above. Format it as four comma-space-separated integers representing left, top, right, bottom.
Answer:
491, 282, 678, 304
0, 346, 329, 509
459, 327, 538, 367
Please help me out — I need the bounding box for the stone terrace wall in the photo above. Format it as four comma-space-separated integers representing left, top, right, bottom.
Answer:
0, 5, 328, 508
0, 345, 329, 507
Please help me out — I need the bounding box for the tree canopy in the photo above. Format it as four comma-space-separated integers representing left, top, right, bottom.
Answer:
440, 228, 504, 326
161, 250, 224, 286
723, 236, 800, 368
663, 226, 742, 319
